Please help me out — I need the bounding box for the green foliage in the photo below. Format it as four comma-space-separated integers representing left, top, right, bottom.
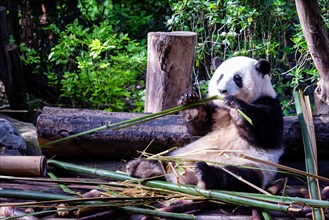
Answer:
167, 0, 327, 115
47, 20, 146, 111
19, 42, 40, 74
18, 0, 329, 114
19, 0, 171, 112
77, 0, 170, 40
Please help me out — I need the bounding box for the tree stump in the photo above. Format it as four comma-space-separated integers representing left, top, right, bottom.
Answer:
145, 31, 196, 113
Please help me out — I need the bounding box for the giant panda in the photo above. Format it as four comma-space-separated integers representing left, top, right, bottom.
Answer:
126, 56, 284, 192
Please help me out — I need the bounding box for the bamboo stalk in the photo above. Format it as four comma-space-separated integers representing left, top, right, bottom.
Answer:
294, 90, 324, 219
47, 160, 137, 182
48, 159, 292, 212
117, 206, 195, 219
0, 175, 110, 185
219, 190, 329, 208
0, 156, 47, 177
144, 180, 290, 211
0, 190, 164, 207
0, 190, 195, 220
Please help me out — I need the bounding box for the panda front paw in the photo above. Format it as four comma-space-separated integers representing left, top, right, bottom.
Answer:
126, 159, 163, 179
179, 92, 202, 122
223, 95, 241, 109
179, 92, 200, 106
223, 96, 247, 125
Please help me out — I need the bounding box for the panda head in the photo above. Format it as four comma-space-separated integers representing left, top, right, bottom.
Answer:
208, 56, 277, 104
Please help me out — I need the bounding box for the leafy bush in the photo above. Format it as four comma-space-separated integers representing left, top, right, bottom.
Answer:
19, 0, 329, 114
77, 0, 171, 40
19, 0, 171, 112
47, 20, 146, 111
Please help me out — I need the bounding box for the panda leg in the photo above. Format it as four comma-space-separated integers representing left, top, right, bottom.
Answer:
195, 162, 263, 192
126, 159, 163, 179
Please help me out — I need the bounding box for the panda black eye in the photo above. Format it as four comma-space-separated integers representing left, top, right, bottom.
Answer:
233, 75, 243, 88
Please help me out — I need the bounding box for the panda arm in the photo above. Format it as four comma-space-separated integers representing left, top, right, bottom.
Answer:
180, 93, 217, 136
184, 102, 218, 136
225, 96, 283, 150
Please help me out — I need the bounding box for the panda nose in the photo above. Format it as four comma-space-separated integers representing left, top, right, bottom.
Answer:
218, 89, 228, 94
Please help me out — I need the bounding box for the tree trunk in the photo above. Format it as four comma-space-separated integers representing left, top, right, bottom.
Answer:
0, 7, 28, 121
295, 0, 329, 114
37, 107, 329, 161
145, 31, 196, 113
7, 0, 20, 43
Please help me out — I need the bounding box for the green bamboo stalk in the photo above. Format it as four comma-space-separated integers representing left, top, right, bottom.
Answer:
143, 179, 289, 212
219, 190, 329, 208
293, 90, 323, 219
0, 189, 73, 201
41, 95, 220, 147
118, 206, 196, 219
48, 159, 291, 212
0, 189, 195, 220
48, 159, 329, 209
47, 159, 137, 182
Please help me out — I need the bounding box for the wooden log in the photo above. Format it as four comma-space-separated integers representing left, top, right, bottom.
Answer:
145, 31, 196, 113
281, 115, 329, 161
37, 107, 191, 159
37, 107, 329, 161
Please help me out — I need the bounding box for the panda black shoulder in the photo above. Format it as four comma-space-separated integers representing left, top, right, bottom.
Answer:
236, 95, 284, 151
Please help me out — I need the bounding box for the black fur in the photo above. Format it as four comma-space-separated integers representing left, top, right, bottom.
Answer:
224, 95, 283, 150
212, 56, 223, 69
233, 75, 243, 88
196, 162, 263, 191
255, 59, 271, 76
179, 92, 218, 136
182, 93, 283, 150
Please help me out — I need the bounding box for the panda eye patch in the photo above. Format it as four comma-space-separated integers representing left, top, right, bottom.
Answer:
233, 75, 243, 88
217, 74, 224, 84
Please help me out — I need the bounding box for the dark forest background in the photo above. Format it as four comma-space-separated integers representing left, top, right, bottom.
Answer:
1, 0, 328, 116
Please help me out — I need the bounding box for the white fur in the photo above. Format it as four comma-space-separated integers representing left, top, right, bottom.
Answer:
208, 56, 276, 104
168, 116, 282, 188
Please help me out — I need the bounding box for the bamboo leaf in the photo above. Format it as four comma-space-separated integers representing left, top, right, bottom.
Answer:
47, 172, 80, 196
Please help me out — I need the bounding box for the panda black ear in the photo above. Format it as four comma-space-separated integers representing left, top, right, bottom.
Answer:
255, 59, 271, 76
212, 56, 223, 70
